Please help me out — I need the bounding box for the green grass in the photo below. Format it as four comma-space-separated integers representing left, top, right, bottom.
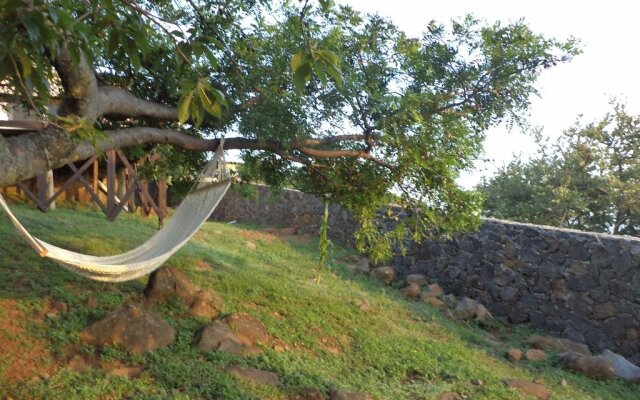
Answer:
0, 202, 638, 399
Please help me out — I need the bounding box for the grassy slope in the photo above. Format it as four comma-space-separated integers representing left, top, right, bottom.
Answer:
0, 203, 637, 400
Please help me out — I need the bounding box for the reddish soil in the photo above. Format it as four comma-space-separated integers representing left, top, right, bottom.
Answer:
0, 299, 57, 382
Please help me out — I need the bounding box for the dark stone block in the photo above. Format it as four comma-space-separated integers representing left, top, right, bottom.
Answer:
492, 303, 512, 318
609, 281, 636, 301
612, 253, 633, 276
533, 276, 550, 293
500, 286, 520, 303
549, 252, 567, 265
589, 286, 610, 303
602, 314, 635, 340
479, 263, 495, 281
567, 274, 599, 292
567, 239, 591, 261
567, 293, 593, 315
519, 248, 542, 265
494, 266, 515, 286
509, 304, 530, 324
585, 329, 615, 353
528, 310, 546, 327
590, 245, 610, 268
563, 327, 586, 344
539, 262, 565, 279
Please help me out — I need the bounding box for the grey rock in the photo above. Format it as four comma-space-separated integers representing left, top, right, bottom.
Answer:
144, 267, 199, 304
600, 349, 640, 381
557, 352, 614, 379
400, 282, 421, 300
226, 366, 281, 386
442, 293, 458, 308
421, 283, 444, 299
198, 322, 243, 353
527, 335, 591, 355
455, 297, 479, 320
80, 303, 175, 353
406, 273, 427, 286
372, 266, 395, 286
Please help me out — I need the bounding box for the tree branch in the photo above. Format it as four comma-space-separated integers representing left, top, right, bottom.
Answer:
53, 47, 99, 119
96, 86, 178, 120
0, 127, 393, 187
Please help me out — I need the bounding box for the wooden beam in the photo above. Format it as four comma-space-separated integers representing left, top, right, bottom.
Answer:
44, 156, 97, 207
106, 149, 116, 215
92, 158, 98, 210
107, 180, 138, 220
116, 149, 161, 217
67, 162, 108, 214
0, 120, 46, 130
158, 180, 167, 225
16, 181, 47, 211
37, 172, 48, 212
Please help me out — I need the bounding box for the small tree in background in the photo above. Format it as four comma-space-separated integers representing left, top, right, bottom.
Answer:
479, 103, 640, 235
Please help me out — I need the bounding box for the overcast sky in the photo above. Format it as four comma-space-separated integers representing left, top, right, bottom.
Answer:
341, 0, 640, 188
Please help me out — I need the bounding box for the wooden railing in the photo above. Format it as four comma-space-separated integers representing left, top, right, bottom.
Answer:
9, 149, 167, 224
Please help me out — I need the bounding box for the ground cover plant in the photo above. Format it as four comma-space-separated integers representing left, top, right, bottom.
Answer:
0, 203, 638, 399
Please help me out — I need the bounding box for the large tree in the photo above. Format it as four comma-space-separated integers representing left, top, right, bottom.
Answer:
0, 0, 577, 258
479, 103, 640, 235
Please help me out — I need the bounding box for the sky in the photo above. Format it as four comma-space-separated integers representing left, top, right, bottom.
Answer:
341, 0, 640, 188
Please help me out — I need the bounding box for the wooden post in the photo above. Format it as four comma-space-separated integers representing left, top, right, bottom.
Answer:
158, 180, 167, 226
106, 150, 116, 215
92, 158, 99, 210
117, 167, 127, 202
36, 171, 54, 211
127, 166, 136, 212
46, 170, 55, 210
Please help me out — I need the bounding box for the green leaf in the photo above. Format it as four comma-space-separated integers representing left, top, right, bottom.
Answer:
199, 86, 222, 119
106, 31, 119, 58
290, 50, 306, 73
293, 63, 313, 91
16, 48, 32, 77
123, 37, 141, 70
318, 0, 334, 13
192, 100, 205, 127
177, 90, 194, 124
316, 49, 342, 85
323, 60, 342, 85
313, 62, 328, 86
175, 42, 192, 66
19, 15, 41, 40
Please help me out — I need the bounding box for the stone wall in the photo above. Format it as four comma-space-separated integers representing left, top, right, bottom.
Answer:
394, 219, 640, 361
212, 185, 640, 361
212, 185, 357, 244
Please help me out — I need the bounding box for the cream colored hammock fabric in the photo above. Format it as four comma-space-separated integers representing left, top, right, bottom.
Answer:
0, 142, 231, 282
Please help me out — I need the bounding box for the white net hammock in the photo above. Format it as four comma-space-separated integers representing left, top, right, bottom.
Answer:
0, 142, 231, 282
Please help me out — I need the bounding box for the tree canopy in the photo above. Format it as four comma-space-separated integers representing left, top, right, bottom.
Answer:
479, 103, 640, 236
0, 0, 578, 259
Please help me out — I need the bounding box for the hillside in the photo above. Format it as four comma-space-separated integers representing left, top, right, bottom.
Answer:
0, 203, 638, 399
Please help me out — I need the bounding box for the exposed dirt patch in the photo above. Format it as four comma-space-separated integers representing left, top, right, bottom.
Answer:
318, 335, 351, 355
240, 229, 277, 243
0, 299, 57, 382
194, 260, 214, 271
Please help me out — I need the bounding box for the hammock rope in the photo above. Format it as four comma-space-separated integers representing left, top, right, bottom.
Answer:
0, 141, 231, 282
